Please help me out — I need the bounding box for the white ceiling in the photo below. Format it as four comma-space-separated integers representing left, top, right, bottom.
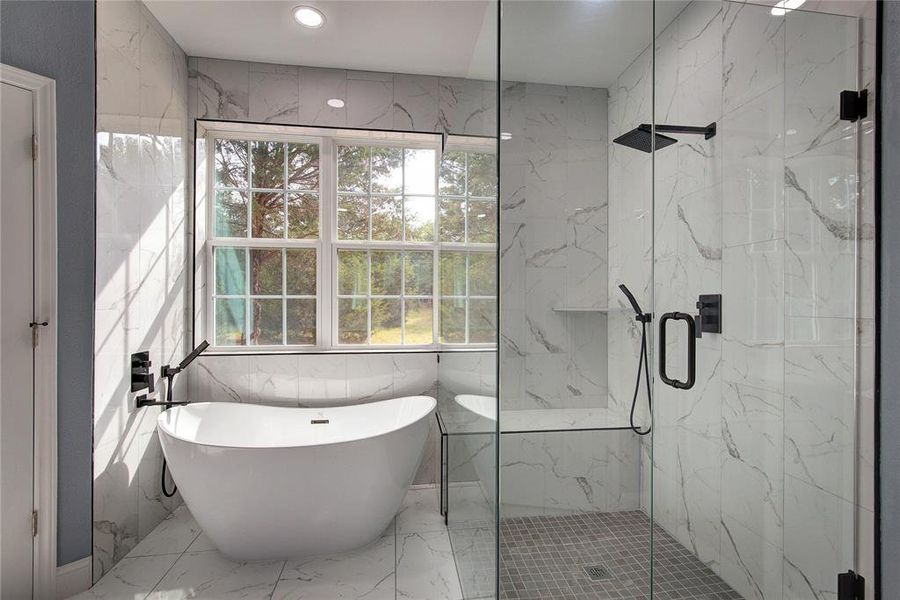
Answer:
144, 0, 689, 88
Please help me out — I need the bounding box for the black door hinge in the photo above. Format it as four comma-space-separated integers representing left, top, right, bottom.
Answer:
840, 89, 868, 123
838, 570, 865, 600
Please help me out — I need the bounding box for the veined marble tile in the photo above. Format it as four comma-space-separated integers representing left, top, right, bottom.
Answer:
249, 64, 299, 124
96, 0, 140, 117
298, 67, 347, 127
346, 354, 395, 403
392, 73, 439, 132
523, 217, 567, 268
783, 475, 855, 600
127, 505, 200, 558
147, 550, 284, 599
447, 527, 496, 600
136, 429, 179, 540
249, 354, 300, 405
139, 15, 183, 121
721, 382, 784, 547
391, 353, 437, 398
719, 516, 784, 600
564, 86, 608, 142
676, 0, 723, 84
722, 84, 785, 247
192, 355, 250, 402
784, 139, 858, 319
722, 240, 785, 393
397, 487, 445, 534
71, 553, 180, 600
295, 354, 348, 405
523, 354, 566, 408
276, 535, 395, 600
723, 1, 785, 114
674, 429, 722, 567
784, 317, 855, 504
438, 77, 494, 136
523, 267, 566, 355
347, 78, 394, 129
193, 58, 249, 120
396, 530, 463, 600
447, 483, 494, 530
784, 9, 858, 158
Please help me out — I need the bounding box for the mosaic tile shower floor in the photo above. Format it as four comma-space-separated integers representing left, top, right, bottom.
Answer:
497, 511, 742, 600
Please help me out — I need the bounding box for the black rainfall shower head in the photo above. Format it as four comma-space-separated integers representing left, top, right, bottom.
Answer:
613, 125, 677, 153
613, 122, 717, 153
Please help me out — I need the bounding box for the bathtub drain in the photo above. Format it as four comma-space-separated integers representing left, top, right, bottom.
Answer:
311, 419, 329, 424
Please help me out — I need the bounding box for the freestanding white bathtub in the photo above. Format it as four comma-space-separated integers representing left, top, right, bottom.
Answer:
157, 396, 436, 560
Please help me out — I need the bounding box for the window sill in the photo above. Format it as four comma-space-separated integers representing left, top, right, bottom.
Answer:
204, 345, 496, 357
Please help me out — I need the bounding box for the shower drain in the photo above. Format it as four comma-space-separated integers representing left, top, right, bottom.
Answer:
583, 565, 613, 581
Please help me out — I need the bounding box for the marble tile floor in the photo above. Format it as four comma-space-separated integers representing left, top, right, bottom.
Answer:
71, 486, 465, 600
498, 511, 742, 600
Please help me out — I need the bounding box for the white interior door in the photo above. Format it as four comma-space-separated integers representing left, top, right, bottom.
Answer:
1, 80, 36, 599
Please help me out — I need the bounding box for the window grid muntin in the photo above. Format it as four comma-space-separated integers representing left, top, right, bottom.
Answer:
335, 248, 435, 346
439, 250, 497, 345
214, 138, 321, 241
206, 129, 497, 352
211, 246, 318, 346
336, 144, 436, 244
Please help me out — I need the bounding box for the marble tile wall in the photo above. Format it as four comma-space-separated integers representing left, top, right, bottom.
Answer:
187, 57, 613, 513
94, 0, 190, 581
606, 1, 877, 597
499, 82, 610, 412
184, 57, 504, 491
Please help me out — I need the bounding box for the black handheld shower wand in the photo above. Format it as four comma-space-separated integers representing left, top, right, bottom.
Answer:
618, 285, 652, 435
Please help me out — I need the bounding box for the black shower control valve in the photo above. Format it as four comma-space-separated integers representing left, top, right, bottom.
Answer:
130, 350, 155, 394
695, 294, 722, 338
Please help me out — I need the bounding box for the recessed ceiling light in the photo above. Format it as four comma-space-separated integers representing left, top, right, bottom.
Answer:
771, 0, 806, 16
327, 98, 345, 108
293, 5, 325, 28
500, 132, 513, 141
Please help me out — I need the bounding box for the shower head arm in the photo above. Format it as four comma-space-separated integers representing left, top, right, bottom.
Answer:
639, 122, 716, 140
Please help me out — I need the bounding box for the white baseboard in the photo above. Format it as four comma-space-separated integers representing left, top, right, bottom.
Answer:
55, 557, 91, 599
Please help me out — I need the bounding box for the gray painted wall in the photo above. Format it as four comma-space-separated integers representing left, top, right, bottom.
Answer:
0, 0, 95, 566
881, 1, 899, 592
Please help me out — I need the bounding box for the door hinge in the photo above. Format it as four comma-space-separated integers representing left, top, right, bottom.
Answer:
838, 570, 865, 600
31, 510, 38, 537
840, 89, 868, 123
30, 321, 48, 348
32, 134, 37, 161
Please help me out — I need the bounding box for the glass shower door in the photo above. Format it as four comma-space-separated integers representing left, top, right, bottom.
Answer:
650, 2, 865, 598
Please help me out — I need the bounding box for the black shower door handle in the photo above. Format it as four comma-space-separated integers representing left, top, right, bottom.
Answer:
658, 312, 696, 390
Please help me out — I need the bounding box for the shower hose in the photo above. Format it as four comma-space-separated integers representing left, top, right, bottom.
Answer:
161, 386, 178, 498
630, 318, 653, 436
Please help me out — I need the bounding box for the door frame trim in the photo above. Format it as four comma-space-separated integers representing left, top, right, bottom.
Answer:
1, 63, 58, 600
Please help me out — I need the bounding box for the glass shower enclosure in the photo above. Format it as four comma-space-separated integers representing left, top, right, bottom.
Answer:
476, 0, 876, 598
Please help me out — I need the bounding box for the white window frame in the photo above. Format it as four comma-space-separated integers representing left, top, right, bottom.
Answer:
198, 122, 497, 353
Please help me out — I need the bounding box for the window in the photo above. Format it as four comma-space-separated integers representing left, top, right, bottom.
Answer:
203, 125, 496, 350
210, 138, 320, 346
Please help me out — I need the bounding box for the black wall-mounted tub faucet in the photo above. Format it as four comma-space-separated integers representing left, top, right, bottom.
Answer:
136, 340, 210, 408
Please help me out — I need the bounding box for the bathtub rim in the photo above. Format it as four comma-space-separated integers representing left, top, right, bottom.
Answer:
156, 395, 436, 451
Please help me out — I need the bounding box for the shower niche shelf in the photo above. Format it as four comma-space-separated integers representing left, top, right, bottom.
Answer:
552, 306, 609, 313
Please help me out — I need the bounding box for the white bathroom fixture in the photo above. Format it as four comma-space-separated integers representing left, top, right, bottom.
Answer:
157, 396, 435, 560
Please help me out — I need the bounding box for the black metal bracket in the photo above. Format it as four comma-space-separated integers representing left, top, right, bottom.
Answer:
130, 351, 154, 394
695, 294, 722, 338
838, 570, 865, 600
840, 89, 868, 123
